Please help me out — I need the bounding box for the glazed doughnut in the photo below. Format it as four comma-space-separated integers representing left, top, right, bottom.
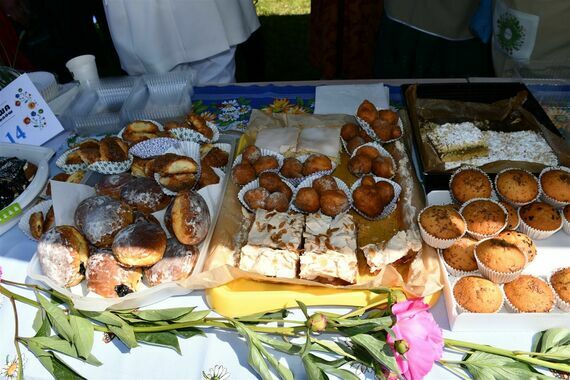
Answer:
320, 190, 349, 217
86, 250, 142, 298
165, 190, 211, 245
113, 222, 167, 267
295, 187, 320, 213
353, 185, 384, 218
144, 238, 199, 286
37, 226, 89, 287
355, 146, 380, 160
372, 156, 394, 178
302, 154, 332, 176
378, 109, 398, 124
231, 162, 256, 185
346, 136, 365, 154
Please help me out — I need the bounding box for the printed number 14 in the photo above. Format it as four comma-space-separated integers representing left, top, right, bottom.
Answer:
5, 126, 26, 143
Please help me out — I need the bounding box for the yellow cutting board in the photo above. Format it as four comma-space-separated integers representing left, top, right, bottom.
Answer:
205, 279, 440, 317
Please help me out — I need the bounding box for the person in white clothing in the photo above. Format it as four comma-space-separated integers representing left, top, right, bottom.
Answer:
102, 0, 260, 84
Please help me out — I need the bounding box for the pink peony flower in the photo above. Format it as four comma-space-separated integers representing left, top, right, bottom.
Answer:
387, 298, 443, 380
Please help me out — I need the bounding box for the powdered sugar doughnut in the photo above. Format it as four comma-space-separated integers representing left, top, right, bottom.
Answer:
37, 226, 89, 287
95, 173, 135, 200
144, 238, 198, 286
164, 190, 210, 245
74, 195, 134, 248
120, 177, 171, 214
112, 222, 167, 267
86, 250, 142, 298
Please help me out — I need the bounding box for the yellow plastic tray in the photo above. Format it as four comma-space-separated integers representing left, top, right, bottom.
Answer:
206, 279, 440, 317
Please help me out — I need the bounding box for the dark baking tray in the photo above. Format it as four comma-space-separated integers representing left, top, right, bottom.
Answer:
401, 82, 562, 192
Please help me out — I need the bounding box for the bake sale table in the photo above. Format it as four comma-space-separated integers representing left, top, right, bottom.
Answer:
1, 79, 569, 379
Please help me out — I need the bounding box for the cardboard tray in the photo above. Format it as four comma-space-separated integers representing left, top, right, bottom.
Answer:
402, 82, 567, 191
428, 190, 570, 332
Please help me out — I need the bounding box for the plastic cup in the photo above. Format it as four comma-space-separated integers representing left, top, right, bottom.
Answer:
65, 54, 99, 88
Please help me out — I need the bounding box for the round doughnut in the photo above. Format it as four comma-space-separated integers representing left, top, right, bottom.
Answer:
312, 175, 338, 195
302, 154, 333, 176
353, 186, 384, 218
112, 222, 167, 267
341, 123, 359, 141
372, 156, 394, 178
347, 136, 365, 154
242, 145, 261, 164
133, 211, 160, 225
95, 173, 134, 199
144, 238, 198, 286
259, 172, 284, 192
357, 100, 378, 124
165, 190, 211, 245
355, 146, 380, 160
372, 121, 392, 142
253, 156, 279, 175
348, 155, 372, 176
361, 175, 376, 187
295, 187, 320, 213
232, 162, 256, 185
320, 190, 349, 217
75, 195, 134, 248
86, 250, 142, 298
265, 192, 289, 212
244, 187, 270, 210
281, 157, 303, 179
378, 109, 398, 124
37, 226, 89, 287
276, 181, 293, 201
120, 177, 171, 213
376, 181, 395, 204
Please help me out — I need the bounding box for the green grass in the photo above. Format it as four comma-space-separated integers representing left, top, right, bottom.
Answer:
255, 0, 310, 16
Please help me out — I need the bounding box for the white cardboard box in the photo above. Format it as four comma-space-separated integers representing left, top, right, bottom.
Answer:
428, 190, 570, 332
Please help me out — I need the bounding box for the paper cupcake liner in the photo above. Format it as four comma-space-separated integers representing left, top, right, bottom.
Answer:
350, 176, 401, 221
18, 200, 53, 241
562, 210, 570, 235
88, 154, 134, 174
474, 238, 526, 284
169, 121, 220, 144
459, 198, 508, 240
517, 207, 562, 240
494, 168, 540, 207
279, 154, 337, 187
539, 166, 570, 208
502, 276, 556, 313
350, 142, 396, 180
341, 137, 350, 155
355, 112, 404, 144
129, 137, 180, 159
154, 141, 202, 195
448, 166, 493, 206
232, 148, 285, 179
200, 143, 232, 169
548, 267, 570, 312
291, 174, 352, 214
451, 275, 504, 314
56, 148, 88, 174
438, 249, 480, 278
417, 207, 466, 249
117, 119, 165, 141
238, 178, 295, 213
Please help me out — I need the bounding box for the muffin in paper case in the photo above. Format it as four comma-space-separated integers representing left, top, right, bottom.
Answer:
459, 198, 508, 240
538, 166, 570, 208
232, 148, 284, 180
448, 166, 493, 206
291, 174, 351, 215
502, 275, 556, 313
494, 167, 540, 207
474, 237, 527, 284
350, 142, 396, 180
88, 154, 134, 175
169, 121, 220, 144
238, 178, 295, 213
451, 274, 504, 314
417, 206, 466, 249
350, 176, 401, 221
438, 248, 480, 278
562, 207, 570, 236
549, 267, 570, 312
56, 148, 88, 174
517, 207, 563, 240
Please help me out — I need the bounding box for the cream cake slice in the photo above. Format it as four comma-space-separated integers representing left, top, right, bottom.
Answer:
296, 126, 342, 161
247, 209, 304, 252
427, 122, 488, 162
361, 229, 422, 272
239, 245, 299, 279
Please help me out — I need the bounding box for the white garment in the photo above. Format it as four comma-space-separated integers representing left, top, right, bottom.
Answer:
103, 0, 260, 77
171, 47, 236, 85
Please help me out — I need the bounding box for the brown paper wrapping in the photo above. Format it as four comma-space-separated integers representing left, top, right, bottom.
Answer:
405, 85, 570, 173
184, 110, 442, 298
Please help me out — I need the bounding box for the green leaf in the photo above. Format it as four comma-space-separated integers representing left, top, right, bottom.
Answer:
253, 340, 294, 380
27, 336, 102, 366
302, 355, 327, 380
80, 310, 124, 327
333, 317, 393, 328
25, 341, 86, 379
173, 310, 210, 323
338, 323, 382, 337
351, 334, 399, 375
543, 345, 570, 362
33, 309, 51, 338
37, 294, 74, 342
463, 351, 551, 380
133, 307, 196, 321
313, 339, 358, 361
69, 314, 94, 360
538, 329, 570, 353
108, 323, 138, 349
315, 362, 360, 380
257, 335, 302, 355
135, 331, 181, 354
297, 300, 309, 319
238, 309, 290, 323
248, 343, 274, 380
175, 327, 205, 339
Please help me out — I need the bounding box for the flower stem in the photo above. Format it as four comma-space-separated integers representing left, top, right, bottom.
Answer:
9, 297, 24, 380
0, 284, 40, 309
339, 297, 390, 319
444, 338, 570, 373
438, 361, 470, 380
512, 351, 570, 359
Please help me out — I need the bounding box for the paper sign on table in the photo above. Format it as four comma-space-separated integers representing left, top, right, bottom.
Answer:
0, 73, 64, 146
314, 83, 390, 115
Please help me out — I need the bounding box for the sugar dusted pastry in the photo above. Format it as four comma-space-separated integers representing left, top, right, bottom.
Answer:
255, 127, 300, 156
144, 238, 198, 286
362, 229, 422, 272
300, 213, 358, 284
86, 250, 142, 298
247, 209, 304, 251
239, 245, 299, 279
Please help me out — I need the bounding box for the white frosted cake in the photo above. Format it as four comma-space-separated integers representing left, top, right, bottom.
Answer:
247, 209, 304, 251
255, 127, 300, 156
361, 229, 422, 272
297, 127, 342, 160
239, 245, 299, 279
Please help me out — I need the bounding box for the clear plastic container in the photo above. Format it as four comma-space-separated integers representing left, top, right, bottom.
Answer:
121, 71, 194, 123
59, 76, 138, 136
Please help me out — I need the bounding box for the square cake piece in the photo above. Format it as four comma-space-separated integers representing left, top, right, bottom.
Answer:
247, 209, 304, 251
361, 229, 422, 272
239, 245, 299, 279
297, 127, 342, 160
300, 213, 358, 284
426, 122, 488, 162
255, 127, 300, 156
